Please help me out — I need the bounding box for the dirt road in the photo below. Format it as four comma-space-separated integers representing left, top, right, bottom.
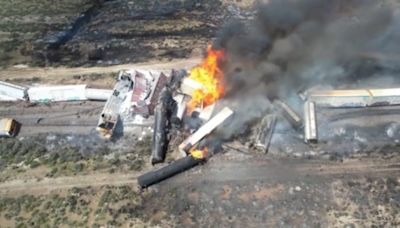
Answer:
0, 173, 138, 196
0, 154, 398, 194
0, 58, 200, 82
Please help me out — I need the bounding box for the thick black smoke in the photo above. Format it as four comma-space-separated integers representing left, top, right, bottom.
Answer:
213, 0, 398, 139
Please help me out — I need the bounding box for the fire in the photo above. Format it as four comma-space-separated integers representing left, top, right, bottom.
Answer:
190, 148, 208, 160
188, 44, 225, 110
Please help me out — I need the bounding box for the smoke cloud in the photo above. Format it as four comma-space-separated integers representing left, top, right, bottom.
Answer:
213, 0, 399, 138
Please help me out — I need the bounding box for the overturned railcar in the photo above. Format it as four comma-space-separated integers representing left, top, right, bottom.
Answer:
96, 71, 133, 139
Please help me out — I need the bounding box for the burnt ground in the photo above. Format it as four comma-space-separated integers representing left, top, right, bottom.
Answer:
141, 155, 400, 227
0, 0, 94, 68
0, 0, 255, 68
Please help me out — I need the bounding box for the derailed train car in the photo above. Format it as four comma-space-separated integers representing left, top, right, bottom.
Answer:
96, 72, 133, 139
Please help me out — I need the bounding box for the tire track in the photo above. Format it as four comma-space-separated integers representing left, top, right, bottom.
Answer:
1, 157, 398, 195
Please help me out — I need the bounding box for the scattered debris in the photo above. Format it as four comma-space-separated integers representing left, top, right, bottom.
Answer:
179, 77, 206, 96
147, 72, 169, 115
96, 73, 133, 139
0, 118, 20, 137
138, 154, 205, 188
129, 70, 154, 116
138, 46, 234, 187
173, 94, 188, 121
297, 88, 308, 101
199, 103, 216, 122
308, 88, 400, 108
151, 86, 176, 165
179, 107, 234, 155
304, 101, 318, 143
254, 114, 276, 153
273, 100, 303, 129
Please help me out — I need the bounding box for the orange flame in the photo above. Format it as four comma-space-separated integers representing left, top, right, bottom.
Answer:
190, 148, 209, 160
187, 45, 225, 110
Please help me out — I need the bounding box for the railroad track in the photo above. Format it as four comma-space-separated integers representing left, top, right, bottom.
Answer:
0, 104, 103, 117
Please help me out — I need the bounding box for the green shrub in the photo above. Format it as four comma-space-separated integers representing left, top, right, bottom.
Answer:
73, 163, 84, 173
29, 160, 41, 169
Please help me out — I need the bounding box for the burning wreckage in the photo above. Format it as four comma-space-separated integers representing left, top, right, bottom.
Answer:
90, 42, 400, 188
93, 46, 236, 188
91, 45, 309, 188
1, 49, 400, 189
3, 12, 400, 187
3, 45, 400, 188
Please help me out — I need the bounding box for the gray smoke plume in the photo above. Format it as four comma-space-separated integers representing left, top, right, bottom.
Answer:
213, 0, 398, 138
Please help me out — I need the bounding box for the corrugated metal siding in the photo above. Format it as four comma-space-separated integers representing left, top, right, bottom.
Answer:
28, 85, 87, 102
148, 72, 168, 114
0, 81, 27, 100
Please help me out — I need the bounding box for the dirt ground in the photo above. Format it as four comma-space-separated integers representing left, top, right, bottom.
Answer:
144, 154, 400, 227
0, 58, 200, 88
0, 0, 256, 68
0, 153, 398, 227
0, 0, 400, 227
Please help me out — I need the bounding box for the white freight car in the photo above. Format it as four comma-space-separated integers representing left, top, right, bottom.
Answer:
308, 88, 400, 107
28, 85, 87, 102
308, 90, 370, 107
304, 101, 317, 143
97, 72, 133, 139
85, 88, 113, 101
0, 81, 28, 101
